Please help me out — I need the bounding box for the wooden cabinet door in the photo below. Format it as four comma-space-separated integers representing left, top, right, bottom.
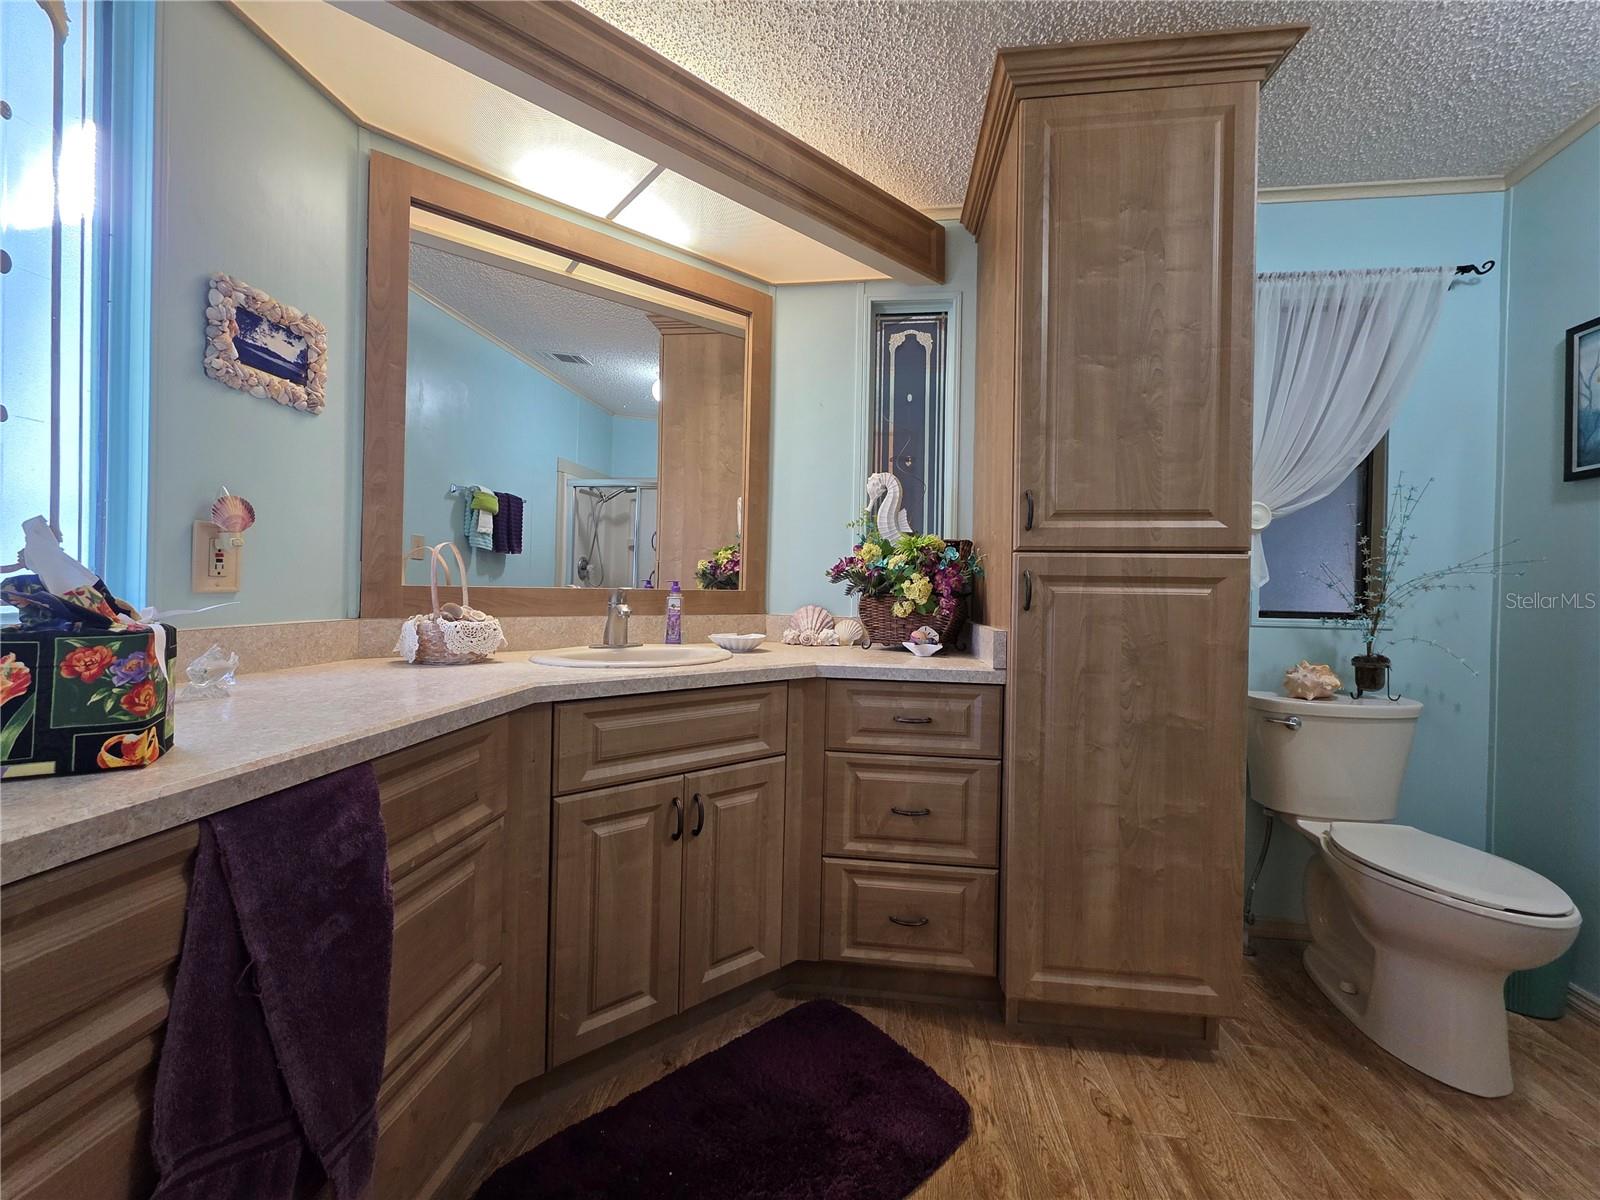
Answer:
549, 777, 684, 1065
1006, 553, 1248, 1016
1014, 84, 1256, 553
681, 758, 785, 1008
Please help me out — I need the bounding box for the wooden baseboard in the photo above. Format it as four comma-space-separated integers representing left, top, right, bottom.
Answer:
1248, 918, 1311, 942
783, 961, 1002, 1008
1568, 984, 1600, 1028
1005, 998, 1215, 1048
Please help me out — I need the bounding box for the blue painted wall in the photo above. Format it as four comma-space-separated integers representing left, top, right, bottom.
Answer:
1492, 127, 1600, 993
768, 223, 979, 613
146, 1, 364, 625
611, 416, 660, 479
1247, 191, 1508, 922
403, 295, 655, 587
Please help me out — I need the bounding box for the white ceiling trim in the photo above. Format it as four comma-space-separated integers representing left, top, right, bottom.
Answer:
1506, 99, 1600, 188
1258, 176, 1506, 204
407, 280, 618, 415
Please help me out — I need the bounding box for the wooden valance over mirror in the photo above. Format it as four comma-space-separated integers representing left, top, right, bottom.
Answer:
361, 152, 771, 617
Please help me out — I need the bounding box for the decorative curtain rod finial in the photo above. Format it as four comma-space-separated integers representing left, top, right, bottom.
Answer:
1454, 260, 1495, 277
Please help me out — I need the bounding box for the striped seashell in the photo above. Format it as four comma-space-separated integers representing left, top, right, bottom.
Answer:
210, 492, 257, 534
833, 618, 866, 648
788, 604, 835, 635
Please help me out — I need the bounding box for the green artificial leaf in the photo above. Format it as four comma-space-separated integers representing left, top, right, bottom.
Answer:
0, 695, 37, 760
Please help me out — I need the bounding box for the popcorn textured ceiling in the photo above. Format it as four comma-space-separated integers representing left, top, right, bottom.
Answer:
576, 0, 1600, 205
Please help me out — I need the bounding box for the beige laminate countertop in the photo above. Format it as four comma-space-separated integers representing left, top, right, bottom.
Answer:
0, 644, 1003, 885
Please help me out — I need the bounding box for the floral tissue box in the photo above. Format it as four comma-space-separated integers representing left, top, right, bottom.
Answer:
1, 623, 177, 778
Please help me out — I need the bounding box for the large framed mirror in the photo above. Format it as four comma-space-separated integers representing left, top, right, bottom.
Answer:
361, 153, 770, 617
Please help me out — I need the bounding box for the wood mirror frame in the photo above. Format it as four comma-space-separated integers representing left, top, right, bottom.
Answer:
361, 152, 771, 617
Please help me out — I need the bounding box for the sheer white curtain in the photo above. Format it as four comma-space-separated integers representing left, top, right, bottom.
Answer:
1252, 267, 1452, 587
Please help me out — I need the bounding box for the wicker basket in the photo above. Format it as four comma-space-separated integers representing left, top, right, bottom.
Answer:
395, 543, 506, 665
857, 538, 975, 649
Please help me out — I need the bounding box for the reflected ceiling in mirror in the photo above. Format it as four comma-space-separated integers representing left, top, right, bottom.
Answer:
402, 210, 747, 596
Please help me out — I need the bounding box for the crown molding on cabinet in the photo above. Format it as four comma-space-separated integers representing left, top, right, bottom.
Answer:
353, 0, 945, 283
961, 24, 1307, 237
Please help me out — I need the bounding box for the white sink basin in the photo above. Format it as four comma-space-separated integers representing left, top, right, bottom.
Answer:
529, 644, 733, 669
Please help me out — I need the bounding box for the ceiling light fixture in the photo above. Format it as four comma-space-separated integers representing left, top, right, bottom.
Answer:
509, 147, 641, 218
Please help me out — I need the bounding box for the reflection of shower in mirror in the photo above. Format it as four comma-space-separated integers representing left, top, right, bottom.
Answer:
564, 479, 658, 589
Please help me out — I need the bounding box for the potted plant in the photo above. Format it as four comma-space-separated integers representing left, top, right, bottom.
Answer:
1312, 479, 1525, 697
695, 541, 740, 590
825, 511, 983, 647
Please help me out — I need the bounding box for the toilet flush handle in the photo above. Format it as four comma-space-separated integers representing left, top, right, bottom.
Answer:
1263, 715, 1302, 730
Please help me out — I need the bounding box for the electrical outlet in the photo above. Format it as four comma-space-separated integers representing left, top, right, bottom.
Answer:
408, 534, 427, 561
191, 521, 241, 593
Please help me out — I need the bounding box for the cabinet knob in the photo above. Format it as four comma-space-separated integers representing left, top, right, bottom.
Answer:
888, 915, 929, 928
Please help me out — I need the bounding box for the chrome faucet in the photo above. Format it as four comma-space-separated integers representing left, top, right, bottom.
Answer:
592, 588, 642, 649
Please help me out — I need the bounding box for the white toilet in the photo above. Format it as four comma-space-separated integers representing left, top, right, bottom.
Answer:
1246, 691, 1580, 1097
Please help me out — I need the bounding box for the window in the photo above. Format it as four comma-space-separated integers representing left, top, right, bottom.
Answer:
868, 310, 948, 535
1, 1, 150, 595
1257, 441, 1388, 619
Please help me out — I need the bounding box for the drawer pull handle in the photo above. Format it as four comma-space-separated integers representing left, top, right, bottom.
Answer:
889, 915, 929, 928
669, 797, 683, 841
690, 792, 705, 837
890, 806, 932, 817
1023, 489, 1034, 531
1022, 569, 1033, 612
893, 715, 933, 725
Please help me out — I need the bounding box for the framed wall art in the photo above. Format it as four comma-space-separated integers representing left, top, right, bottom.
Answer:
203, 273, 328, 414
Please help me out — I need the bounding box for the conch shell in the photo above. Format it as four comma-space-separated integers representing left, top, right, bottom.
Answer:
1283, 660, 1341, 701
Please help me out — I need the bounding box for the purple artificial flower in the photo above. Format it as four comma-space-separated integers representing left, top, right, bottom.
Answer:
110, 651, 150, 687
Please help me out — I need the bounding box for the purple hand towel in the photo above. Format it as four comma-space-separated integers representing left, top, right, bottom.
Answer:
493, 490, 524, 554
151, 764, 393, 1200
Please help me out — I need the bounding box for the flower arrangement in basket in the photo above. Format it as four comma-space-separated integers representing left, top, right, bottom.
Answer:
395, 543, 506, 665
695, 541, 740, 590
826, 509, 982, 648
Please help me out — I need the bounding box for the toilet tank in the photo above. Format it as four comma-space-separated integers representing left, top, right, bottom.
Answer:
1245, 692, 1422, 820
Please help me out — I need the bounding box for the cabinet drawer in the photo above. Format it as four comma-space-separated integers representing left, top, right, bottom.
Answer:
554, 683, 787, 794
822, 859, 997, 976
375, 718, 508, 882
386, 820, 503, 1079
825, 681, 1001, 758
825, 753, 999, 867
374, 971, 503, 1200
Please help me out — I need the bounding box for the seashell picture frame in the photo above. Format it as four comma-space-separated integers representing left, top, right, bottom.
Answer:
203, 272, 329, 415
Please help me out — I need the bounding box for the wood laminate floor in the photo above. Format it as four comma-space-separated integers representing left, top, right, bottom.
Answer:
449, 941, 1600, 1199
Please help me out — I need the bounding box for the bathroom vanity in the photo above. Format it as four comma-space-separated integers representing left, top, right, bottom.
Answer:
0, 651, 1006, 1200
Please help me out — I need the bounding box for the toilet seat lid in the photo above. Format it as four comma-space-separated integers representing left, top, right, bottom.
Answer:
1327, 824, 1575, 917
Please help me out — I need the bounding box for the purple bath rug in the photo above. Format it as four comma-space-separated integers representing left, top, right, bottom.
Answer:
473, 999, 970, 1199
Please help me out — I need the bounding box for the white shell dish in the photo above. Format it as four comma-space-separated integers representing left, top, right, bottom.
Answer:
709, 633, 766, 653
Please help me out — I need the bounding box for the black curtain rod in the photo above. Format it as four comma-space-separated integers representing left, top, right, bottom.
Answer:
1455, 260, 1495, 276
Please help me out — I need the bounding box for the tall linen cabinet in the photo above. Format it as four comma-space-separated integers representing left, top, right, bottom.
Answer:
964, 27, 1305, 1031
